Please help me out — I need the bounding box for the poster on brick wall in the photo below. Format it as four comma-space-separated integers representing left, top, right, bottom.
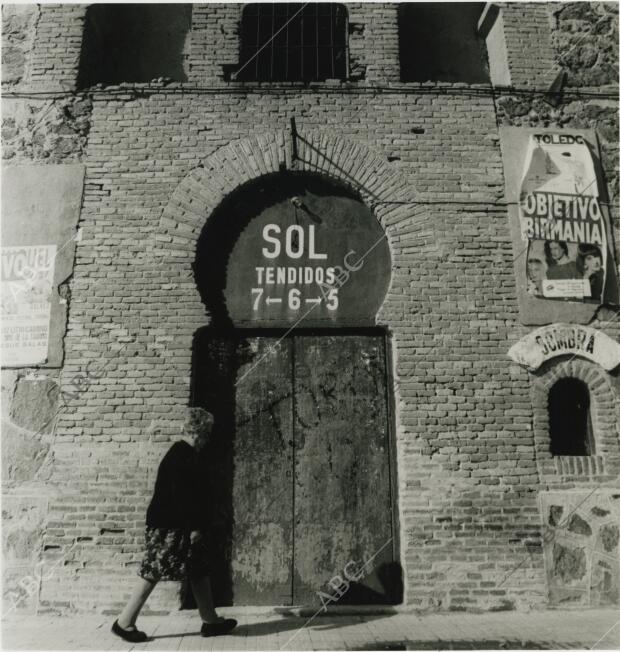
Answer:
1, 164, 84, 367
520, 134, 611, 302
500, 127, 618, 325
1, 245, 56, 366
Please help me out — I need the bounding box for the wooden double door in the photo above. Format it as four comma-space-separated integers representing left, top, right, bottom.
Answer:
194, 331, 398, 606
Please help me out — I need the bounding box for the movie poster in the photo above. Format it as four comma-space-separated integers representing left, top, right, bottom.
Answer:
520, 133, 610, 304
1, 245, 56, 366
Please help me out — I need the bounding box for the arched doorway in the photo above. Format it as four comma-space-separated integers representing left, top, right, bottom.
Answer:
190, 172, 401, 606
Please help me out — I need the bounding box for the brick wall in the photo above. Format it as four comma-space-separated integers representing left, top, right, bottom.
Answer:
2, 2, 619, 615
2, 4, 91, 163
45, 87, 607, 612
499, 2, 558, 88
27, 3, 86, 91
185, 3, 401, 84
1, 2, 89, 617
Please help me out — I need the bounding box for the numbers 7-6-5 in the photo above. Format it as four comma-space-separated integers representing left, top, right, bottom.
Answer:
251, 288, 338, 311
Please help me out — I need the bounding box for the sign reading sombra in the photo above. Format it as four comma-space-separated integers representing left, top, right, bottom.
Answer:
508, 324, 620, 371
500, 128, 619, 325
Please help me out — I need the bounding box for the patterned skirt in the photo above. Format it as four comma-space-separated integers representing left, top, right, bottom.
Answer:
138, 527, 210, 582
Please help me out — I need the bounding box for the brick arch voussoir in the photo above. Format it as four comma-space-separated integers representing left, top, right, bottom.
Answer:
156, 130, 414, 266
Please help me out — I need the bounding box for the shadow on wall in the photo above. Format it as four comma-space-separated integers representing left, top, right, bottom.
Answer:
398, 2, 490, 83
77, 4, 192, 87
181, 331, 244, 607
334, 563, 403, 605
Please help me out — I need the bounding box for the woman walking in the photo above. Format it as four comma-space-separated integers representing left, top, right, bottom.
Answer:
112, 408, 236, 642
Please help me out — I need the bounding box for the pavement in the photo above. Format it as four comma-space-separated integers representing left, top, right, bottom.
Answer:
2, 609, 619, 651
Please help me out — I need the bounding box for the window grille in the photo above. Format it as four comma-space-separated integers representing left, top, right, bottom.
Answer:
236, 3, 348, 82
548, 378, 595, 456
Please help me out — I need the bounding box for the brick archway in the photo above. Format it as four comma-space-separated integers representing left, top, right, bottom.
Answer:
152, 130, 412, 606
154, 129, 411, 270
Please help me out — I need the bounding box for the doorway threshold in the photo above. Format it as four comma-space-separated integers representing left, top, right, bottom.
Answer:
214, 605, 399, 617
280, 605, 400, 618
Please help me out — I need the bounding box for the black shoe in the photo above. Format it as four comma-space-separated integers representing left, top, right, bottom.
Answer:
112, 619, 148, 643
201, 618, 237, 637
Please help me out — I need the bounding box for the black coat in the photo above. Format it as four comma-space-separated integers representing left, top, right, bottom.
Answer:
145, 441, 211, 530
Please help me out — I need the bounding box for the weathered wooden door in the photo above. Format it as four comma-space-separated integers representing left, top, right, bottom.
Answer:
195, 331, 395, 606
197, 336, 294, 605
292, 335, 394, 604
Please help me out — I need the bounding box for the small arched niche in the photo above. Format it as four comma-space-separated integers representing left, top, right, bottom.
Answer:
548, 377, 595, 456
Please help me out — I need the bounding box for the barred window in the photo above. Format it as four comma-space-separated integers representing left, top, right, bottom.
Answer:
548, 378, 595, 456
236, 3, 348, 82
